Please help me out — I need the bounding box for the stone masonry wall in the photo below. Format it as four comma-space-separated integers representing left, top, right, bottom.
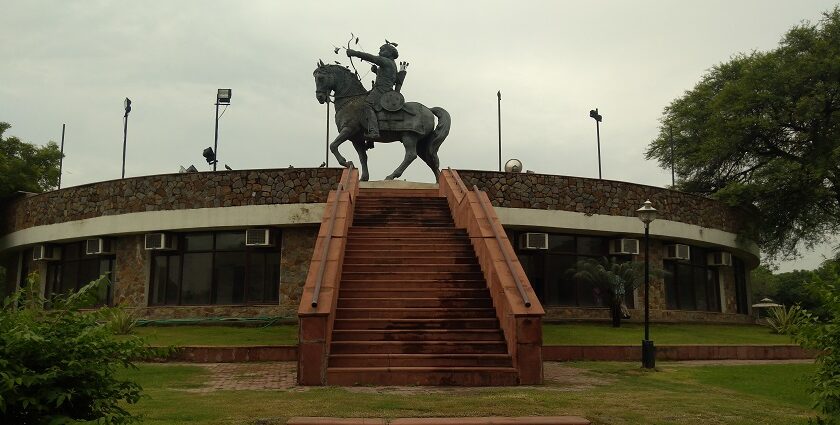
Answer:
279, 226, 318, 310
1, 168, 342, 235
458, 170, 748, 234
113, 235, 147, 308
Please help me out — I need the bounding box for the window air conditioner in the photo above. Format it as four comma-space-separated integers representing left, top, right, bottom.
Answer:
664, 244, 691, 261
609, 238, 640, 255
144, 233, 176, 250
707, 251, 733, 267
245, 229, 274, 247
85, 238, 113, 255
519, 233, 548, 250
32, 244, 61, 261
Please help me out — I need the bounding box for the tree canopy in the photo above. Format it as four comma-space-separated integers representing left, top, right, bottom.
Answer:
0, 122, 62, 199
646, 8, 840, 260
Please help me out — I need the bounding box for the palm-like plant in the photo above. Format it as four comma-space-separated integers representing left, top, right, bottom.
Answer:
570, 257, 645, 327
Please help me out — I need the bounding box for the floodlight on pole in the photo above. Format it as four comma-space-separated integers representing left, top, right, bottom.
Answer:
636, 199, 658, 369
213, 89, 232, 172
589, 108, 603, 179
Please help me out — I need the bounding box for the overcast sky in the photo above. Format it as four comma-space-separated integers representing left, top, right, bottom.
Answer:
1, 0, 837, 270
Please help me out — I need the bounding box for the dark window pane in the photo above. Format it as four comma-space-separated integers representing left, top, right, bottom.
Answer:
63, 243, 80, 261
151, 256, 168, 305
46, 264, 61, 296
624, 287, 635, 309
548, 235, 575, 254
79, 258, 100, 289
182, 253, 212, 304
677, 264, 696, 310
691, 246, 706, 266
247, 253, 267, 302
266, 252, 281, 303
734, 258, 749, 314
577, 237, 605, 256
707, 269, 720, 312
518, 254, 544, 303
664, 263, 678, 309
183, 233, 213, 251
166, 256, 181, 305
60, 262, 78, 293
546, 255, 576, 306
693, 267, 708, 311
214, 252, 246, 304
216, 232, 246, 251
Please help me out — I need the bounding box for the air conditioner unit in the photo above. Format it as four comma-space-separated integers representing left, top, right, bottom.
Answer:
144, 233, 176, 250
245, 229, 274, 247
519, 233, 548, 250
609, 238, 640, 255
708, 251, 733, 266
664, 244, 691, 261
32, 244, 61, 261
85, 238, 113, 255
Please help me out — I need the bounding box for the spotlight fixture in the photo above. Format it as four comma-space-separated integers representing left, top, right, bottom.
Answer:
202, 147, 217, 165
217, 89, 232, 105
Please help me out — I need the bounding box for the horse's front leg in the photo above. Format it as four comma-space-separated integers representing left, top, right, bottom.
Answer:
386, 133, 419, 180
351, 141, 370, 181
329, 127, 355, 168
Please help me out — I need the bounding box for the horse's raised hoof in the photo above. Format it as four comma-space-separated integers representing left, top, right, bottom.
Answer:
384, 174, 396, 181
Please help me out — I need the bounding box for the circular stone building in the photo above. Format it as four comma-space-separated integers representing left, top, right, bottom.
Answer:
0, 168, 758, 323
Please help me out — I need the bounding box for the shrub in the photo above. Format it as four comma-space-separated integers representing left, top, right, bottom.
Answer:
766, 304, 806, 334
105, 307, 137, 335
0, 273, 157, 424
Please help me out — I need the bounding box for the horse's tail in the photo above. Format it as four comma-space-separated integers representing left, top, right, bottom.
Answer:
428, 107, 450, 157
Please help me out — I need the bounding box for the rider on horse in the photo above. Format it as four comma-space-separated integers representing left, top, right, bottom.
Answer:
346, 42, 405, 142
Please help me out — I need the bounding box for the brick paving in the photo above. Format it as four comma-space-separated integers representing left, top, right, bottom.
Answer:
182, 362, 297, 392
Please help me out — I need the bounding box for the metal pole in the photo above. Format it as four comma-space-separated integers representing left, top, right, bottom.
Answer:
326, 100, 330, 167
596, 120, 602, 179
213, 101, 220, 172
122, 115, 128, 179
497, 90, 502, 172
58, 124, 65, 189
669, 126, 675, 186
642, 223, 655, 369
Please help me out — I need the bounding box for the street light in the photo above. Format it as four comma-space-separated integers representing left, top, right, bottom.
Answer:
589, 108, 603, 179
122, 98, 132, 179
636, 199, 658, 369
213, 89, 232, 172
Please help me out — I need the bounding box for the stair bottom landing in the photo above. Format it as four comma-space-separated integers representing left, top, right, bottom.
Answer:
327, 366, 519, 386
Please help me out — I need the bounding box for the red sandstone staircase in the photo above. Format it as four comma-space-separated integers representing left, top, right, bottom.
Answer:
326, 188, 518, 386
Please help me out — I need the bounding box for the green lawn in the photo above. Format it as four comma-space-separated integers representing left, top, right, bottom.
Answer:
130, 323, 791, 347
119, 362, 819, 424
543, 323, 793, 345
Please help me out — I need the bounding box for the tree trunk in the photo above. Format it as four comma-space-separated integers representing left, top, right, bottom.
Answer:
610, 302, 621, 328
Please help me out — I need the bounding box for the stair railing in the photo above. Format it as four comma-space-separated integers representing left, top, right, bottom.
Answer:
311, 162, 354, 307
473, 185, 531, 308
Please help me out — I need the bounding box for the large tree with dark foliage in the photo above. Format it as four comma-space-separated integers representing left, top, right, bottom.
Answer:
646, 8, 840, 260
0, 122, 62, 199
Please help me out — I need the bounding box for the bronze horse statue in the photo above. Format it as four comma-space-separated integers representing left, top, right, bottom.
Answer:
314, 63, 450, 181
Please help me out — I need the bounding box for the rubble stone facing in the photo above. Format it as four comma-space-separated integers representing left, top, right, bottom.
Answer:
0, 168, 342, 235
457, 170, 747, 234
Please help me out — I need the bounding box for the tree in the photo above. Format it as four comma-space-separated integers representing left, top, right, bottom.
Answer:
646, 8, 840, 260
0, 274, 157, 424
0, 122, 62, 198
570, 257, 644, 327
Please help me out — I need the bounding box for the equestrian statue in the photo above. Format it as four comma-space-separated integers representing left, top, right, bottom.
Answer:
314, 40, 450, 181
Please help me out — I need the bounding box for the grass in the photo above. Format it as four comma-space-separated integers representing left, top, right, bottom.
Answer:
128, 323, 791, 347
132, 325, 298, 346
543, 322, 793, 345
119, 361, 819, 424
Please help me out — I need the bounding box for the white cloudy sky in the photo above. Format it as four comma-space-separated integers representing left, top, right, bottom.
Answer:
1, 0, 837, 270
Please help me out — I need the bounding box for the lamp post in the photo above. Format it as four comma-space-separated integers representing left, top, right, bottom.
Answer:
636, 199, 658, 369
589, 108, 603, 179
122, 98, 131, 179
497, 90, 502, 172
214, 89, 232, 172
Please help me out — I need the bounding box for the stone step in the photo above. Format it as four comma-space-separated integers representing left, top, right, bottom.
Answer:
326, 366, 518, 386
344, 235, 468, 242
340, 256, 477, 265
345, 241, 470, 249
339, 280, 488, 289
352, 222, 456, 228
348, 228, 467, 236
341, 271, 485, 281
330, 340, 508, 354
357, 189, 441, 197
332, 318, 501, 330
331, 329, 504, 342
341, 264, 481, 273
335, 307, 497, 319
343, 249, 476, 258
328, 353, 513, 368
339, 288, 489, 298
337, 297, 493, 309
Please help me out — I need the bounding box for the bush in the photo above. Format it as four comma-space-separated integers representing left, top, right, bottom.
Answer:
793, 260, 840, 423
105, 307, 137, 335
766, 304, 806, 334
0, 273, 157, 424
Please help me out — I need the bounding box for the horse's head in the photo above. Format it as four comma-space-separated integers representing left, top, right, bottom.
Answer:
313, 62, 364, 104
